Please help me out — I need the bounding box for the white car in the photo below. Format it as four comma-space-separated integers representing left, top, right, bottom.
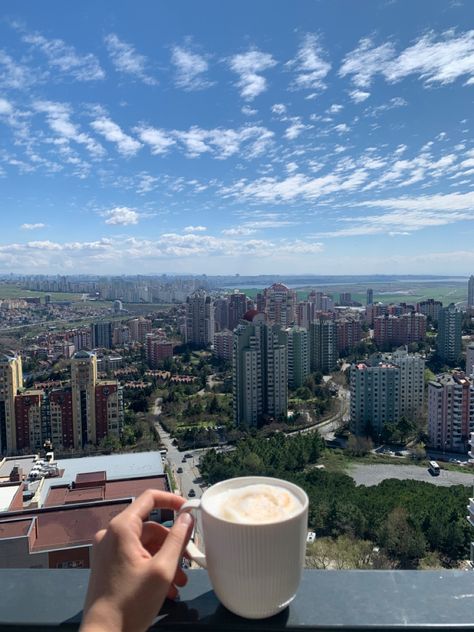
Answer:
306, 532, 316, 544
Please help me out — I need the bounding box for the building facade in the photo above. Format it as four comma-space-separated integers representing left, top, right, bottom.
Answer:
350, 361, 400, 437
0, 353, 23, 454
468, 275, 474, 310
416, 299, 443, 322
262, 283, 296, 327
286, 326, 310, 389
185, 292, 214, 347
213, 329, 234, 362
428, 372, 474, 453
467, 343, 474, 378
90, 322, 113, 349
437, 303, 462, 364
310, 318, 337, 374
233, 312, 288, 426
374, 312, 426, 349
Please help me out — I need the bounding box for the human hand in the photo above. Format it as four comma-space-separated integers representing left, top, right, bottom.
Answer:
80, 489, 194, 632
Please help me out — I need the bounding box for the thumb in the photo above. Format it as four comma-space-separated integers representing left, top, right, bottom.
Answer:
154, 511, 194, 576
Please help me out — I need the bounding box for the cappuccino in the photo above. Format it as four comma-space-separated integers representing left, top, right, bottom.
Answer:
206, 483, 301, 524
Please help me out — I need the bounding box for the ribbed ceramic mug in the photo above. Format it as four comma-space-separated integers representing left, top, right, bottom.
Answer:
177, 475, 308, 619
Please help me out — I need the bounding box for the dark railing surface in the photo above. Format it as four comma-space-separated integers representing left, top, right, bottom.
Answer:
1, 568, 474, 630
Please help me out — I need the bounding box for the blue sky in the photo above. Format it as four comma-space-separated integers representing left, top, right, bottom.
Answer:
1, 0, 474, 275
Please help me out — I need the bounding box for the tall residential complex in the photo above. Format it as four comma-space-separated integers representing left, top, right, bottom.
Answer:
468, 275, 474, 309
233, 311, 288, 426
90, 321, 113, 349
366, 288, 374, 305
428, 372, 474, 453
260, 283, 296, 327
310, 318, 337, 374
128, 317, 152, 343
228, 292, 248, 331
467, 343, 474, 378
437, 303, 462, 364
0, 353, 23, 454
380, 348, 425, 418
350, 361, 400, 436
286, 326, 310, 389
185, 291, 214, 347
336, 319, 363, 353
213, 329, 234, 362
416, 299, 443, 322
374, 312, 426, 349
3, 351, 123, 455
146, 337, 173, 368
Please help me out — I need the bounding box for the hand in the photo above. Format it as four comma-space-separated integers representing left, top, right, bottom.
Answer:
80, 489, 194, 632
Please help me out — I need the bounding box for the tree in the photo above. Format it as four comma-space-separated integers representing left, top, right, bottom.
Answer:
345, 434, 373, 456
379, 507, 426, 568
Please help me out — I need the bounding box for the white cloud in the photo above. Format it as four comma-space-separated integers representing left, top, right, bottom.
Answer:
0, 98, 13, 115
329, 104, 343, 113
0, 50, 33, 89
34, 100, 105, 158
287, 33, 331, 90
22, 31, 104, 81
284, 120, 309, 140
229, 49, 277, 100
271, 103, 287, 115
334, 123, 350, 133
184, 225, 207, 233
91, 116, 141, 156
221, 226, 257, 236
20, 223, 46, 230
103, 207, 140, 225
340, 30, 474, 89
241, 105, 257, 116
349, 89, 370, 103
171, 45, 212, 90
134, 125, 175, 155
104, 34, 157, 85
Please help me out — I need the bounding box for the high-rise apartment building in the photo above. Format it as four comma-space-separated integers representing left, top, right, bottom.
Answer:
374, 312, 426, 349
233, 312, 288, 426
467, 343, 474, 378
380, 348, 425, 419
437, 303, 462, 364
213, 298, 229, 331
428, 372, 474, 453
90, 322, 113, 349
366, 288, 374, 305
336, 319, 363, 353
309, 291, 334, 312
213, 329, 234, 362
128, 317, 152, 343
228, 292, 248, 331
71, 351, 98, 448
310, 318, 337, 374
416, 299, 443, 322
350, 361, 400, 436
468, 275, 474, 309
262, 283, 296, 327
72, 329, 92, 351
0, 353, 23, 454
185, 291, 214, 347
286, 326, 310, 389
146, 337, 173, 368
339, 292, 352, 306
296, 301, 313, 329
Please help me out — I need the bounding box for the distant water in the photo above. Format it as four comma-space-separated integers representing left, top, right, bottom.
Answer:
222, 278, 467, 290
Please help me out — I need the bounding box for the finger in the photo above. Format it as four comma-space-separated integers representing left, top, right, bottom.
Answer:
121, 489, 186, 524
173, 566, 188, 587
141, 521, 168, 556
153, 512, 194, 577
167, 584, 179, 601
93, 529, 107, 545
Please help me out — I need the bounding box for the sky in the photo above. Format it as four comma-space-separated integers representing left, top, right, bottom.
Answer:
1, 0, 474, 276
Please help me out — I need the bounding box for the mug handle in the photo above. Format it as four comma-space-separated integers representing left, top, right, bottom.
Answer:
177, 499, 207, 568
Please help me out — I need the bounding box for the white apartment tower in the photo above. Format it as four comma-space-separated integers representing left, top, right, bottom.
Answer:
233, 312, 288, 426
263, 283, 296, 327
384, 348, 425, 419
185, 291, 214, 347
286, 326, 310, 389
467, 343, 474, 378
0, 353, 23, 454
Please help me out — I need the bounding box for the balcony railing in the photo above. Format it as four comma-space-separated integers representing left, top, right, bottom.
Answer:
1, 568, 474, 629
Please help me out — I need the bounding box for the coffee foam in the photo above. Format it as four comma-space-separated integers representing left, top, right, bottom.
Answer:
205, 483, 301, 524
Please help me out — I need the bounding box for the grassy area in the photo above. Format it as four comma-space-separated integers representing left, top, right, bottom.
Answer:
0, 285, 87, 302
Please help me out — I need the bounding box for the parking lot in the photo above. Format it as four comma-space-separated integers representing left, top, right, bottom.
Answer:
348, 463, 473, 487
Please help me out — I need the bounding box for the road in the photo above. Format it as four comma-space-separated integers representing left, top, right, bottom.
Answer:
348, 463, 473, 487
293, 385, 350, 440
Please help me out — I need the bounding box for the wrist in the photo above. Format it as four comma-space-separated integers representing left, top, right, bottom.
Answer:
81, 599, 124, 632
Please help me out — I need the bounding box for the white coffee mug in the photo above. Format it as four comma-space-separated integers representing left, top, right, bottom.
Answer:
177, 475, 308, 619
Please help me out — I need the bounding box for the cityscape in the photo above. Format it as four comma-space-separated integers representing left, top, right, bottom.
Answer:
1, 0, 474, 626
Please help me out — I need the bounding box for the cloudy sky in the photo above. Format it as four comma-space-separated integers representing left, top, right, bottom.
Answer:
1, 0, 474, 275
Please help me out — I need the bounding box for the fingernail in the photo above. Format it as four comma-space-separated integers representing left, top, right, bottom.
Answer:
177, 512, 193, 527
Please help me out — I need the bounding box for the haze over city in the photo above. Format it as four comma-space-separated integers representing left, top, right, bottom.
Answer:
1, 0, 474, 275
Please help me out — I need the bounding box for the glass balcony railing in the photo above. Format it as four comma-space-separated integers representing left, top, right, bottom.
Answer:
1, 568, 474, 629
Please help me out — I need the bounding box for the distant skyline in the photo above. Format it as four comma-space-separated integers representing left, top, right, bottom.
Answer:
1, 0, 474, 275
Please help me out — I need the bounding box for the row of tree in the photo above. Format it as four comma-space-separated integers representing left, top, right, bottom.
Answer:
199, 432, 471, 568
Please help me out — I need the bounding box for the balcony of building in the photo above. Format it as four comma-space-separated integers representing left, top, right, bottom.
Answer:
2, 568, 474, 630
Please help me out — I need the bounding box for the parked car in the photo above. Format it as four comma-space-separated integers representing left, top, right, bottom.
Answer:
177, 467, 183, 473
185, 453, 193, 458
306, 532, 316, 544
182, 457, 186, 463
188, 489, 196, 497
